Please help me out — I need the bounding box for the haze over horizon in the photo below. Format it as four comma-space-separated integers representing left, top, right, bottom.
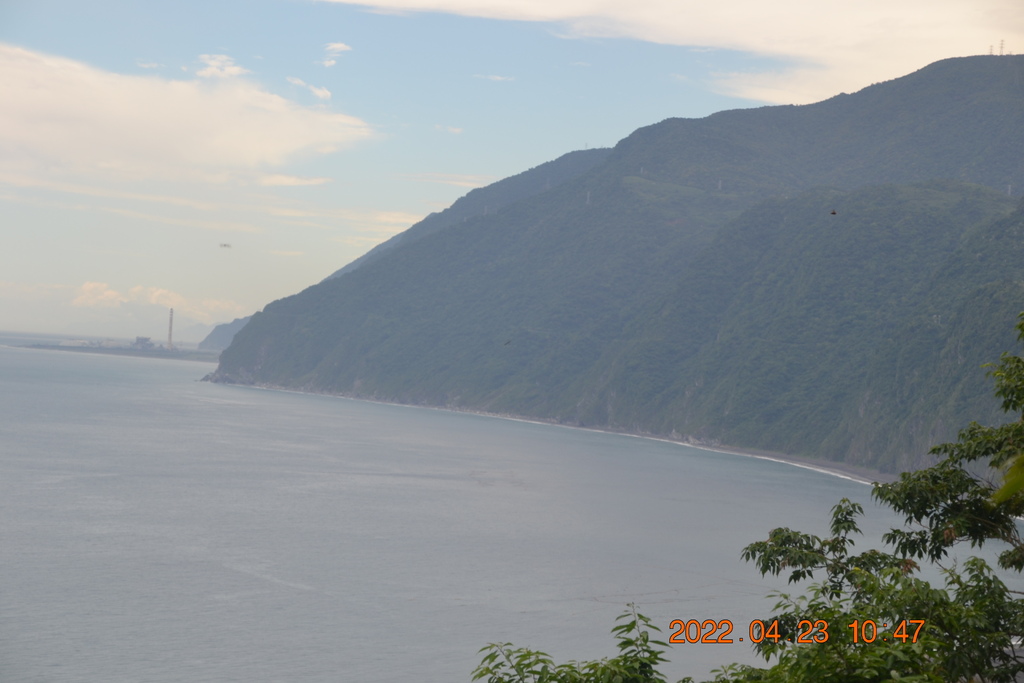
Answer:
2, 0, 1021, 340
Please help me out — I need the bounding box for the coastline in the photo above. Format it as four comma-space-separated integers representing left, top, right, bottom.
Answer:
207, 377, 898, 486
680, 441, 898, 486
469, 412, 897, 486
13, 343, 219, 363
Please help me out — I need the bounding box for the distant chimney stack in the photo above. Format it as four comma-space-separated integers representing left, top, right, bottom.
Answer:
168, 308, 174, 351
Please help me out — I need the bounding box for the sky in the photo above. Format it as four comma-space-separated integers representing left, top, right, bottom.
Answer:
1, 0, 1022, 341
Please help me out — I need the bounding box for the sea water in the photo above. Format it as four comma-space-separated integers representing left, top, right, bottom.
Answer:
0, 344, 1009, 682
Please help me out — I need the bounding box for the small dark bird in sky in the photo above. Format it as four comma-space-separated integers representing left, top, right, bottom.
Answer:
830, 210, 837, 215
504, 340, 511, 346
220, 243, 232, 248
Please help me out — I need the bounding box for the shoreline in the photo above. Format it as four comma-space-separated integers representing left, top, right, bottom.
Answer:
208, 377, 898, 486
681, 441, 898, 485
11, 343, 219, 363
463, 410, 897, 486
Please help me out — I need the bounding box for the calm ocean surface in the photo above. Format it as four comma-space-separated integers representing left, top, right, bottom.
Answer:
2, 344, 1013, 682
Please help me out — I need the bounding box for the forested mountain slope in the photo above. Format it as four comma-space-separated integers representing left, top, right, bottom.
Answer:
210, 55, 1024, 472
576, 183, 1022, 471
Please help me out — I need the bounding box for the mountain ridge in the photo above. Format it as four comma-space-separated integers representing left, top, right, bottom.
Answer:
210, 55, 1024, 473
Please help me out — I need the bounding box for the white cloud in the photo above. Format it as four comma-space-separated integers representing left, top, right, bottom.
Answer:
321, 208, 425, 231
0, 172, 219, 209
309, 85, 332, 100
137, 61, 162, 69
287, 75, 332, 100
70, 281, 242, 323
128, 285, 187, 309
319, 42, 351, 67
127, 285, 244, 324
362, 210, 425, 226
405, 172, 494, 188
475, 74, 514, 81
434, 124, 463, 134
0, 44, 373, 184
196, 54, 251, 78
72, 282, 128, 308
96, 206, 263, 233
315, 0, 1024, 103
259, 174, 333, 186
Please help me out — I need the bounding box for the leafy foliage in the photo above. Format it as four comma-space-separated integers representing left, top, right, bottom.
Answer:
472, 604, 676, 683
987, 316, 1024, 504
711, 506, 1024, 683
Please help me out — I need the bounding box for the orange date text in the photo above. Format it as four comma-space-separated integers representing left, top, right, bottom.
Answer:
668, 619, 827, 644
668, 619, 926, 645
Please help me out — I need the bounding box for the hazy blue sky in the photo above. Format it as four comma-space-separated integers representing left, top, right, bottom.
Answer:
2, 0, 1021, 340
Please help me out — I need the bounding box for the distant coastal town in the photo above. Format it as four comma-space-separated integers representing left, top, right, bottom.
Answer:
25, 337, 219, 362
5, 308, 221, 362
0, 328, 220, 363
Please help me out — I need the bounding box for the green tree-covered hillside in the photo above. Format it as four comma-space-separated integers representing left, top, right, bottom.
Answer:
210, 55, 1024, 472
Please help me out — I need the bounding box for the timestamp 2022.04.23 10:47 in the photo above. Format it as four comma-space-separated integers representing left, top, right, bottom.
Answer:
668, 619, 927, 645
